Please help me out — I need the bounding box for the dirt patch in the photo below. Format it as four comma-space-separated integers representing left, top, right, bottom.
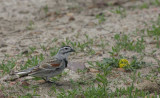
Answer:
137, 80, 160, 93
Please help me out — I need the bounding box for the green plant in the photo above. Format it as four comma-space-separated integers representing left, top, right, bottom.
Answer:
43, 5, 49, 14
111, 7, 126, 18
147, 17, 160, 48
111, 85, 150, 97
32, 85, 40, 96
151, 0, 160, 6
40, 44, 47, 51
61, 38, 71, 46
26, 21, 34, 30
19, 93, 33, 98
20, 55, 43, 70
87, 47, 95, 55
140, 3, 149, 9
96, 13, 106, 24
102, 57, 119, 68
98, 39, 108, 50
56, 70, 151, 98
29, 46, 36, 52
88, 57, 120, 69
94, 55, 147, 71
130, 56, 146, 68
113, 34, 145, 53
50, 47, 59, 56
60, 35, 95, 55
0, 58, 16, 75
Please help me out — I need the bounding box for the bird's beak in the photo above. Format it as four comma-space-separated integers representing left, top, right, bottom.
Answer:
71, 48, 75, 52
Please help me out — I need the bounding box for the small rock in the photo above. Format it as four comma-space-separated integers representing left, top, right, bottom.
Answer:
84, 63, 92, 68
24, 76, 33, 80
87, 22, 96, 27
117, 68, 126, 72
19, 10, 29, 14
21, 81, 30, 86
22, 50, 29, 54
66, 13, 74, 17
69, 16, 75, 21
63, 69, 80, 81
137, 80, 160, 93
1, 49, 7, 52
89, 68, 99, 73
0, 43, 7, 48
19, 39, 32, 47
95, 52, 102, 56
68, 62, 85, 71
10, 81, 16, 86
124, 82, 131, 85
37, 80, 46, 84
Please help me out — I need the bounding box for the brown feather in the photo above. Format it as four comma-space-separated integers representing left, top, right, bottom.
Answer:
51, 63, 60, 67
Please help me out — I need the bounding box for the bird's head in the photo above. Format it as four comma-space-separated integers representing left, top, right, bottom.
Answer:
55, 46, 75, 59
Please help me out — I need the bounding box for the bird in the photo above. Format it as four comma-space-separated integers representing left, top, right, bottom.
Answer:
14, 46, 75, 82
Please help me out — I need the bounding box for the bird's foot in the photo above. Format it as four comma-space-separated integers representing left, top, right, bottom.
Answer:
46, 81, 62, 86
42, 78, 62, 86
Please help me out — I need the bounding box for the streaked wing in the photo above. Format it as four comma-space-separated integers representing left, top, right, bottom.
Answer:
30, 57, 62, 73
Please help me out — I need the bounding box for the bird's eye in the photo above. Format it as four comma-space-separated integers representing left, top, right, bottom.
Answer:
64, 48, 68, 50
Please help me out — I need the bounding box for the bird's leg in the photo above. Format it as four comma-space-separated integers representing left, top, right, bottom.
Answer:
42, 77, 55, 83
42, 77, 52, 82
43, 77, 62, 86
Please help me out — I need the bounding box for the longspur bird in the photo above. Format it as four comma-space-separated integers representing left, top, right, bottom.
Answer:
15, 46, 75, 82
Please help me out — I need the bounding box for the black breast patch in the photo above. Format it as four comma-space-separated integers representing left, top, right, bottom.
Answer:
64, 59, 68, 67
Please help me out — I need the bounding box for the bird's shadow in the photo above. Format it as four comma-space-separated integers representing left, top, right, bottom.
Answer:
38, 80, 73, 87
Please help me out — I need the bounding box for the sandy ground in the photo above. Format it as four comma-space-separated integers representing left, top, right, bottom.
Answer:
0, 0, 160, 97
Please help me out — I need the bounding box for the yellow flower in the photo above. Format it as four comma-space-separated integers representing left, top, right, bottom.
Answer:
119, 59, 129, 68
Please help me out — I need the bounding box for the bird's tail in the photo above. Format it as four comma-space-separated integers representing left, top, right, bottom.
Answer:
16, 71, 30, 77
3, 68, 34, 82
12, 67, 34, 77
2, 70, 30, 82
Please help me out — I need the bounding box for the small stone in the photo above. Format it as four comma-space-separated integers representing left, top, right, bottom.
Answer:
68, 62, 85, 71
66, 13, 74, 17
22, 50, 29, 54
117, 68, 126, 72
89, 68, 99, 73
1, 49, 7, 52
95, 52, 102, 56
63, 69, 80, 81
21, 81, 30, 86
69, 16, 75, 21
87, 22, 96, 27
19, 41, 31, 47
0, 43, 7, 48
37, 80, 46, 84
10, 81, 16, 86
137, 80, 160, 93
